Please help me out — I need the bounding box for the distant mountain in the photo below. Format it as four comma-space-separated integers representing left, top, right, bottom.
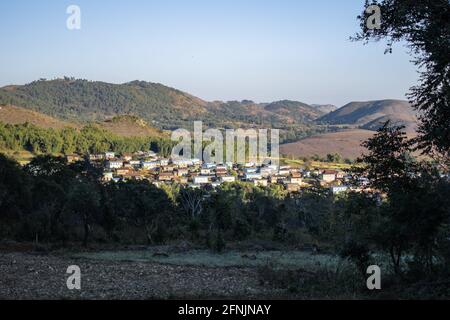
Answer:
310, 104, 338, 114
318, 99, 418, 132
0, 79, 328, 130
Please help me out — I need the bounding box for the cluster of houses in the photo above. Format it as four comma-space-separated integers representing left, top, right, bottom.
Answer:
67, 151, 355, 194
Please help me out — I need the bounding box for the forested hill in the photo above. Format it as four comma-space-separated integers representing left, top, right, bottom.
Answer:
0, 79, 208, 128
0, 78, 328, 130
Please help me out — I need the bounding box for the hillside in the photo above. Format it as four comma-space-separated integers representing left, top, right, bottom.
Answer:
0, 105, 166, 139
0, 104, 78, 129
280, 129, 376, 160
318, 100, 418, 132
310, 104, 338, 114
99, 115, 167, 138
0, 79, 329, 130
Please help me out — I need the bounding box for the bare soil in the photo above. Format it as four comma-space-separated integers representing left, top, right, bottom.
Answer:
0, 252, 281, 300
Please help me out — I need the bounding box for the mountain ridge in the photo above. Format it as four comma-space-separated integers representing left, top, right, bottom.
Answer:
0, 78, 327, 130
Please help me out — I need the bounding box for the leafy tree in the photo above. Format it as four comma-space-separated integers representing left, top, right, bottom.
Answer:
354, 0, 450, 155
352, 123, 450, 274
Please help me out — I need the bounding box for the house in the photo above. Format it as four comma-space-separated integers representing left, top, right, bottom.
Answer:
159, 159, 170, 166
278, 168, 290, 176
203, 163, 216, 169
89, 154, 104, 161
270, 175, 285, 184
245, 173, 262, 181
105, 152, 115, 160
123, 162, 133, 169
288, 176, 303, 185
66, 154, 81, 163
215, 164, 228, 171
260, 166, 277, 177
244, 167, 258, 174
175, 168, 189, 177
107, 160, 123, 169
161, 165, 175, 172
220, 176, 236, 183
102, 172, 113, 182
320, 170, 337, 183
331, 185, 349, 194
201, 168, 213, 175
336, 171, 345, 179
172, 159, 192, 168
215, 166, 228, 176
142, 161, 159, 169
158, 172, 174, 182
194, 176, 210, 184
129, 160, 141, 168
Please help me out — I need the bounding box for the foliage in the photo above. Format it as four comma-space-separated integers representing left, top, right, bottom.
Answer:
0, 121, 174, 157
354, 0, 450, 155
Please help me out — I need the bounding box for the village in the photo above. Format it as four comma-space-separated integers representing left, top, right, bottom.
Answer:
66, 150, 363, 195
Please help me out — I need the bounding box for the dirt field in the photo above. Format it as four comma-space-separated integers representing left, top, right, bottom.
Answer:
0, 251, 284, 300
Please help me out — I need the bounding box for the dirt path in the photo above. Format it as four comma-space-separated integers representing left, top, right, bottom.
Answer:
0, 252, 280, 300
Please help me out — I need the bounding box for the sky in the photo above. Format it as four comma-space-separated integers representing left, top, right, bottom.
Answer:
0, 0, 418, 106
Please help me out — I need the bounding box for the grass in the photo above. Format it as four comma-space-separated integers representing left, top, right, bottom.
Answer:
72, 249, 344, 270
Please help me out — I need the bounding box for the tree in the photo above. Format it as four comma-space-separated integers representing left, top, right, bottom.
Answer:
179, 187, 205, 218
65, 180, 101, 247
352, 123, 450, 274
354, 0, 450, 156
0, 154, 32, 239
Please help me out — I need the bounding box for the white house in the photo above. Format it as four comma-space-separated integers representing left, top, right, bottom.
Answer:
194, 176, 210, 184
105, 152, 115, 160
220, 176, 236, 183
107, 160, 123, 169
320, 170, 337, 183
245, 173, 262, 181
201, 168, 213, 175
142, 161, 159, 169
159, 159, 170, 166
331, 185, 349, 194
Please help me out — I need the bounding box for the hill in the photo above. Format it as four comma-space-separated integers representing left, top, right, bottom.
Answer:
0, 105, 166, 140
0, 104, 78, 129
280, 129, 376, 160
99, 115, 167, 138
0, 79, 329, 130
310, 104, 338, 114
0, 79, 208, 129
318, 99, 418, 132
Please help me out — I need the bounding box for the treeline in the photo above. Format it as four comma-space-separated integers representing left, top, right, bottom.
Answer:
0, 122, 174, 156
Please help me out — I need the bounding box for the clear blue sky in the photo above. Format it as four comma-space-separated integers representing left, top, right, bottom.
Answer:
0, 0, 418, 106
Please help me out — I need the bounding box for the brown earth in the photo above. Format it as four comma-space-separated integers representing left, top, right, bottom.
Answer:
0, 105, 78, 129
0, 252, 279, 300
280, 129, 375, 159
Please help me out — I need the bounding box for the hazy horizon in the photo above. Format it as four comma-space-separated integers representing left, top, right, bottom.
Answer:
0, 0, 418, 106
